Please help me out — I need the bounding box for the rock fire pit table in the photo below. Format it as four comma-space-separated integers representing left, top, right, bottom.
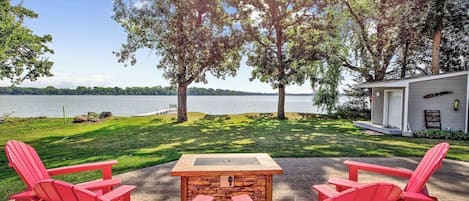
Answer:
171, 153, 283, 201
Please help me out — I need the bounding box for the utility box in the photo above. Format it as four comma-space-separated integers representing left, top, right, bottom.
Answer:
220, 176, 234, 187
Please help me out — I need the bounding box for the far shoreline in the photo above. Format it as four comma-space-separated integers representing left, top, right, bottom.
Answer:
0, 86, 316, 96
0, 94, 315, 96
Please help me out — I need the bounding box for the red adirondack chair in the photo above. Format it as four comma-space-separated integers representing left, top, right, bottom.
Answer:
313, 182, 402, 201
316, 142, 449, 201
34, 179, 135, 201
5, 140, 121, 201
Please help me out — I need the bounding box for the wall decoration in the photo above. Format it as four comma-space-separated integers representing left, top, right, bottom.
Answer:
423, 91, 453, 99
454, 99, 460, 111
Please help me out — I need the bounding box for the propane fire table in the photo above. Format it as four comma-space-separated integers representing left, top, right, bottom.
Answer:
171, 153, 283, 201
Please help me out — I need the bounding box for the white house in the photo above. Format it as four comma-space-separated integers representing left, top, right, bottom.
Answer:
355, 71, 469, 136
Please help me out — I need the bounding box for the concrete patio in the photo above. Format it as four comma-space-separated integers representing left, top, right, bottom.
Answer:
118, 157, 469, 201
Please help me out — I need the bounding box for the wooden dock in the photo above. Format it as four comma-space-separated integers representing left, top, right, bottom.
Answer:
135, 104, 177, 117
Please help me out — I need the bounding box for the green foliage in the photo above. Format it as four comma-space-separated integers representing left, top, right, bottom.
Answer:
113, 0, 243, 85
228, 0, 342, 116
313, 64, 340, 114
414, 129, 469, 141
309, 4, 346, 113
241, 0, 327, 87
422, 0, 468, 72
113, 0, 244, 121
371, 0, 469, 76
337, 83, 371, 118
0, 1, 54, 84
340, 0, 407, 81
334, 102, 370, 120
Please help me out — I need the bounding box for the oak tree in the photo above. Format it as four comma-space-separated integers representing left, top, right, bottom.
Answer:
113, 0, 243, 122
229, 0, 331, 119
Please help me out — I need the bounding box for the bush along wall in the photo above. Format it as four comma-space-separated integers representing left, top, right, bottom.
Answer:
414, 129, 469, 141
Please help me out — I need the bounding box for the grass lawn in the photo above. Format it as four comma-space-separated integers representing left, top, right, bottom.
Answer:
1, 112, 468, 199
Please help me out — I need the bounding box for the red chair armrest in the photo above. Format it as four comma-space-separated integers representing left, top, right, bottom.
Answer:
313, 184, 340, 201
9, 190, 35, 200
344, 160, 414, 181
327, 178, 360, 191
401, 192, 436, 201
76, 178, 121, 191
99, 185, 136, 201
47, 160, 117, 179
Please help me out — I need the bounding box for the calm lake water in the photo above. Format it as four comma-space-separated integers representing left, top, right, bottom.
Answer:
0, 95, 337, 117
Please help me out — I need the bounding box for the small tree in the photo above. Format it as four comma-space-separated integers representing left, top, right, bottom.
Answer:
113, 0, 243, 122
309, 2, 347, 114
0, 1, 54, 84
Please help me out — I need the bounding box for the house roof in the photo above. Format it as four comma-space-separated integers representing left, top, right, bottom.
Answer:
358, 71, 469, 88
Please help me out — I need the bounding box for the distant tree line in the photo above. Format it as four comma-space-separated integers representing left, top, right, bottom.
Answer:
0, 86, 308, 96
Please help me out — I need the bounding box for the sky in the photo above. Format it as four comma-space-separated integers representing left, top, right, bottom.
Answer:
0, 0, 349, 94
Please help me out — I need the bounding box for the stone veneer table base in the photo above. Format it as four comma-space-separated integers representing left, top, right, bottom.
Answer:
171, 153, 282, 201
184, 175, 271, 201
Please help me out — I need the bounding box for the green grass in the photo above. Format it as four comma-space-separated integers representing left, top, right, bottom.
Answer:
1, 113, 468, 199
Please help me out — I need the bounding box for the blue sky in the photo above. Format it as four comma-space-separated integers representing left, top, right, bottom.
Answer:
1, 0, 335, 94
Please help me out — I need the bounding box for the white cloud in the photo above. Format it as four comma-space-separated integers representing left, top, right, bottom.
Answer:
0, 72, 114, 89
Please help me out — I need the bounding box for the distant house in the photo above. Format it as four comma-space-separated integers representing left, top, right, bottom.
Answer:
355, 71, 469, 136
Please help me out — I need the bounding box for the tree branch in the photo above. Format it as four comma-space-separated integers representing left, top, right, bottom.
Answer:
343, 0, 380, 66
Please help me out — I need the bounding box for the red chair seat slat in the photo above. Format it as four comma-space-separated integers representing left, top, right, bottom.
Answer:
320, 182, 402, 201
33, 179, 135, 201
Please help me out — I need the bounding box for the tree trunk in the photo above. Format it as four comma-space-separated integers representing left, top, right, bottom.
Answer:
177, 84, 187, 122
274, 22, 286, 120
175, 7, 187, 123
431, 24, 442, 75
375, 70, 386, 81
401, 41, 409, 78
431, 0, 445, 75
278, 84, 285, 120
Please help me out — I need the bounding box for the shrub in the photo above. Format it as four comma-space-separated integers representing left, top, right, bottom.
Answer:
414, 129, 469, 141
334, 102, 371, 119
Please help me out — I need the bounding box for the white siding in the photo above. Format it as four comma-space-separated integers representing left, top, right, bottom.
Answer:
372, 88, 384, 125
408, 75, 468, 131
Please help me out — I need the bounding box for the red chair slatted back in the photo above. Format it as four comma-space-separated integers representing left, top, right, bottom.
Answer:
5, 140, 50, 190
34, 179, 98, 201
406, 142, 450, 193
326, 182, 402, 201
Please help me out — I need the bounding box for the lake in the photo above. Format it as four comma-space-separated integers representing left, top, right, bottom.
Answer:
0, 95, 337, 117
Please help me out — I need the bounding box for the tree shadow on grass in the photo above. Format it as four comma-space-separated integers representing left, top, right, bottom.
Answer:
1, 114, 468, 200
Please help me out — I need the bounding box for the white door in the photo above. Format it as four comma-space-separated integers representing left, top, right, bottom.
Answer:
385, 91, 403, 129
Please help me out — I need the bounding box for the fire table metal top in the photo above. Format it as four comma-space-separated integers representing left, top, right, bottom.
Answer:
170, 153, 282, 176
